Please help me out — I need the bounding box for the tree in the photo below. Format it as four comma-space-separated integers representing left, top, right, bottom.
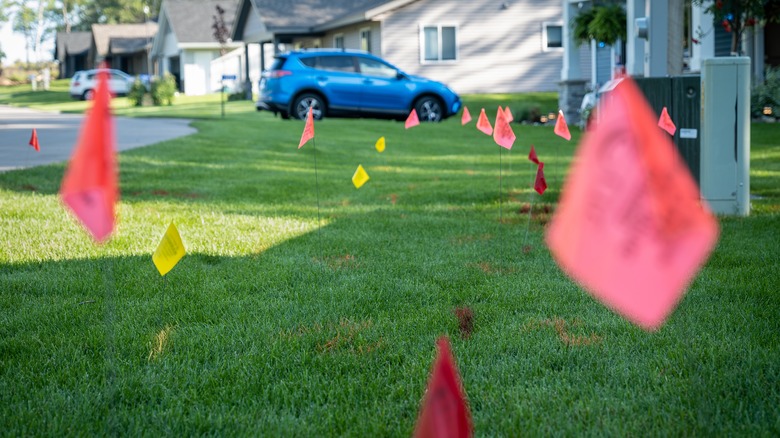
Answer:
212, 4, 230, 56
693, 0, 780, 54
76, 0, 159, 26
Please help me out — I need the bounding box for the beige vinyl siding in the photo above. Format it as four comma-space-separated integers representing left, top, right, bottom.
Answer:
322, 22, 381, 55
380, 0, 563, 93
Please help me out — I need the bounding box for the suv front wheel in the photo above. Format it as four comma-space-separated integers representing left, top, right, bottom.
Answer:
414, 96, 443, 122
292, 93, 325, 120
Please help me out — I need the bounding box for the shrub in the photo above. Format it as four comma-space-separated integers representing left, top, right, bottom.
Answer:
752, 67, 780, 119
151, 74, 177, 106
127, 79, 147, 107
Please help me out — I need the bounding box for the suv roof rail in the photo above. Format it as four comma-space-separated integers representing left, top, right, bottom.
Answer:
294, 48, 370, 54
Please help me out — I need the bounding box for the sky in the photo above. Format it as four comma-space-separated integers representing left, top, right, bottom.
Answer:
1, 22, 55, 66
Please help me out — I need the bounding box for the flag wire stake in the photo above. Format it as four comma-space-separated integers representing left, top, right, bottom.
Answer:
101, 255, 118, 436
312, 136, 324, 265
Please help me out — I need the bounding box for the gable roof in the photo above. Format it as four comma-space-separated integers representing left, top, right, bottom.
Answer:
246, 0, 392, 33
92, 23, 158, 57
55, 31, 91, 60
164, 0, 239, 43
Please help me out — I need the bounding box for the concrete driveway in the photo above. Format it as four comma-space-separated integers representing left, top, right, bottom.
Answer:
0, 106, 197, 172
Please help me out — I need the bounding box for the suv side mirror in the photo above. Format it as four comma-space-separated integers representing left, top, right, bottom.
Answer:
396, 71, 407, 80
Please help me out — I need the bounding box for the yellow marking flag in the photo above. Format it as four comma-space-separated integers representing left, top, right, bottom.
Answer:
352, 164, 370, 189
152, 222, 186, 276
375, 136, 386, 153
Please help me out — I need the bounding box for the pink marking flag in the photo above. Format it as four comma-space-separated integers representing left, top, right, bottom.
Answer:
554, 110, 571, 141
476, 108, 492, 135
405, 108, 420, 129
29, 128, 40, 151
545, 77, 719, 330
504, 106, 514, 122
413, 338, 473, 438
298, 107, 314, 149
461, 106, 472, 125
534, 162, 547, 195
658, 106, 677, 136
59, 69, 117, 243
493, 106, 516, 150
528, 144, 540, 165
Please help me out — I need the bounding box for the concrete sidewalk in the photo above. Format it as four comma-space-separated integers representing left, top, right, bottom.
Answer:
0, 105, 197, 172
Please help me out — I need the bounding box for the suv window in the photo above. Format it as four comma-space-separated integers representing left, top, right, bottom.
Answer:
300, 56, 356, 73
357, 57, 397, 78
270, 57, 287, 71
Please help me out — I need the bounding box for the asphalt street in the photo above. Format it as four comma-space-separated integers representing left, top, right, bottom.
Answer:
0, 105, 197, 172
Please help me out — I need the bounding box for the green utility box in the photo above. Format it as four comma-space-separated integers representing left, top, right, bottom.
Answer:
634, 76, 701, 185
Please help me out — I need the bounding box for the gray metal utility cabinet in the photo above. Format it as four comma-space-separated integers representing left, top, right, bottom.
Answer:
700, 57, 751, 216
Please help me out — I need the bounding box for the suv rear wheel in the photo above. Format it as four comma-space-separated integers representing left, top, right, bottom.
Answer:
82, 89, 95, 101
414, 96, 443, 122
292, 93, 325, 120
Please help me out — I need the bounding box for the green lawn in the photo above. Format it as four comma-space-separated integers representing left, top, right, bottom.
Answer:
0, 88, 778, 435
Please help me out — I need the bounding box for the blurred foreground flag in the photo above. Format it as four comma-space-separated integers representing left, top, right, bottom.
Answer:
545, 77, 719, 331
413, 338, 473, 438
375, 136, 386, 153
59, 69, 117, 243
29, 128, 40, 151
554, 110, 571, 140
352, 164, 370, 188
405, 109, 420, 129
658, 106, 677, 136
493, 107, 516, 149
298, 108, 314, 149
476, 108, 492, 135
534, 162, 547, 195
152, 222, 186, 276
461, 106, 472, 125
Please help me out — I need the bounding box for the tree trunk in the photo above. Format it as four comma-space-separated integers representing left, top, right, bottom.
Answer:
62, 3, 71, 33
33, 0, 45, 62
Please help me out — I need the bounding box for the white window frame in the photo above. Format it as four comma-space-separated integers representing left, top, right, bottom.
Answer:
542, 22, 564, 52
359, 28, 371, 52
419, 24, 458, 64
333, 33, 344, 49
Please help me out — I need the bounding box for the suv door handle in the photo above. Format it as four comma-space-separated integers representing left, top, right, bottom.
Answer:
316, 76, 328, 81
363, 79, 373, 84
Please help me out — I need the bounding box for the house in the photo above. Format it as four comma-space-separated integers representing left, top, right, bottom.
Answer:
230, 0, 564, 97
54, 31, 92, 78
150, 0, 243, 95
560, 0, 780, 124
89, 23, 159, 75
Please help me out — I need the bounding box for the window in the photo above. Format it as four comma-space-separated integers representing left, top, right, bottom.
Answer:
334, 34, 344, 49
420, 25, 457, 62
360, 28, 371, 52
357, 57, 397, 78
543, 22, 563, 51
300, 56, 356, 73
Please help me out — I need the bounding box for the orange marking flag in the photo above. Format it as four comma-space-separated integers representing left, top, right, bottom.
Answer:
658, 106, 677, 136
493, 107, 516, 150
298, 108, 314, 149
476, 108, 492, 135
554, 110, 571, 141
405, 109, 420, 129
534, 162, 547, 195
528, 144, 540, 165
29, 128, 40, 151
59, 69, 117, 243
413, 338, 473, 438
461, 106, 472, 125
545, 77, 719, 331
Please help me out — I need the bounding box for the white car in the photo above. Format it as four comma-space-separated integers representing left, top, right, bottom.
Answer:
69, 69, 135, 100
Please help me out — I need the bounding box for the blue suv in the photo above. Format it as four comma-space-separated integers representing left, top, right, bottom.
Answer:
256, 49, 461, 122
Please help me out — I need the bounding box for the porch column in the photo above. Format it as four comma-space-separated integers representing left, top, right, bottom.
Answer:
244, 43, 252, 100
690, 2, 714, 72
626, 0, 645, 76
559, 0, 587, 126
645, 0, 669, 77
